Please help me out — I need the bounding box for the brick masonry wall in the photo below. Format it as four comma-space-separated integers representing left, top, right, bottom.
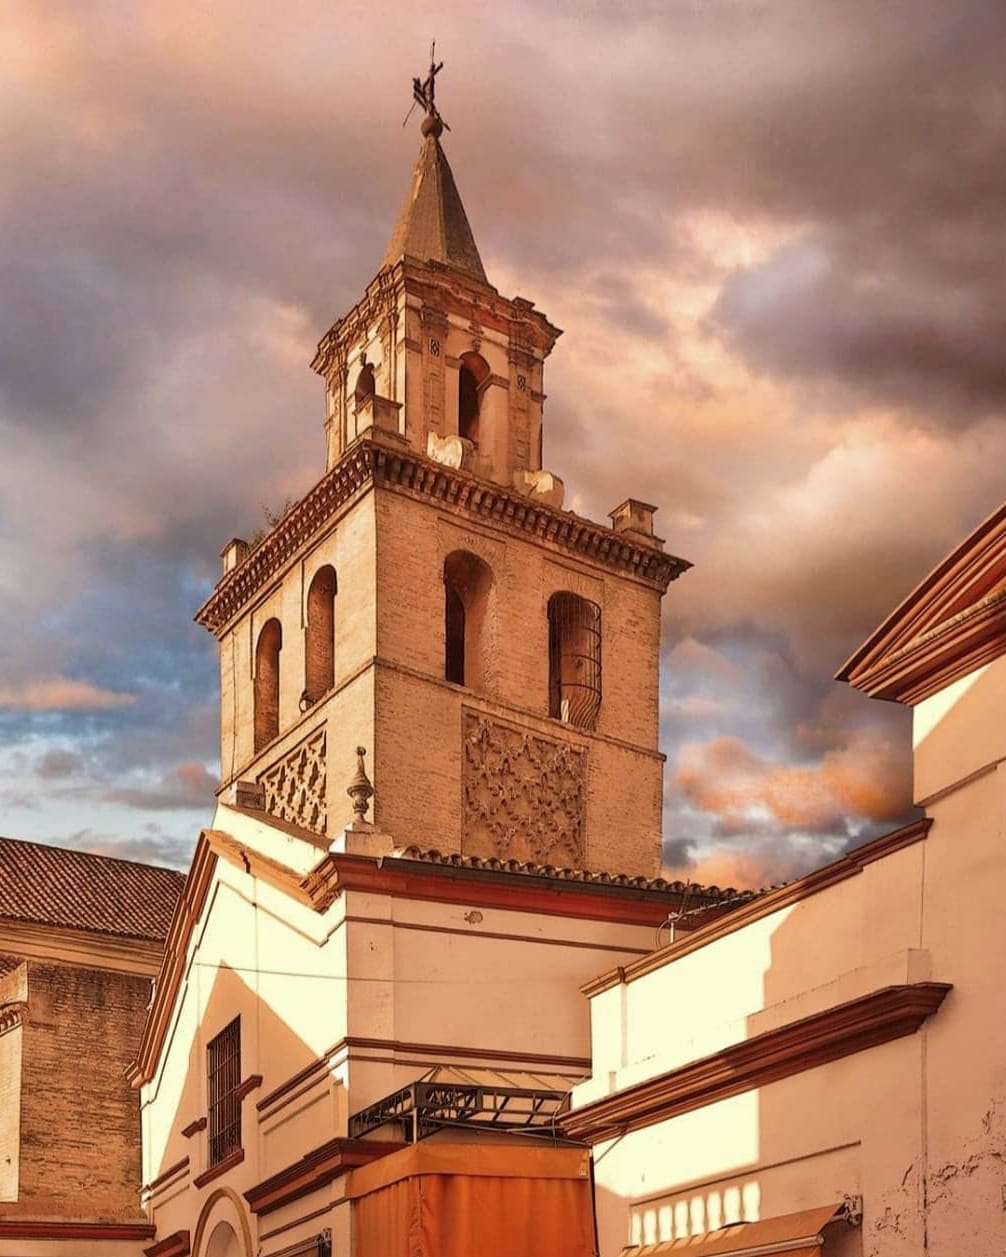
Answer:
16, 959, 151, 1219
373, 489, 665, 875
0, 959, 27, 1202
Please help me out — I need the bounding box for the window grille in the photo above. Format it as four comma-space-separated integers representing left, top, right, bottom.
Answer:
207, 1018, 241, 1166
548, 592, 602, 730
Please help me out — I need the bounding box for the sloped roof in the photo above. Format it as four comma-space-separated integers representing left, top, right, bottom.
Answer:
838, 500, 1006, 702
380, 133, 488, 284
396, 846, 750, 903
0, 835, 185, 940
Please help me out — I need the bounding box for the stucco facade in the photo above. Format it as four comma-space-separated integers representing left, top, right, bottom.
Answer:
134, 807, 728, 1256
566, 503, 1006, 1256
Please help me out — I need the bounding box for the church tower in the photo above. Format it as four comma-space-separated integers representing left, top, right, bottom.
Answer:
196, 72, 689, 877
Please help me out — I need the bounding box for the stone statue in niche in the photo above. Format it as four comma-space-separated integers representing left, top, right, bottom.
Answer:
462, 712, 586, 866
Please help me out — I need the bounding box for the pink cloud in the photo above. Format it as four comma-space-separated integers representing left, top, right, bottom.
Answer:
0, 677, 136, 711
673, 730, 911, 836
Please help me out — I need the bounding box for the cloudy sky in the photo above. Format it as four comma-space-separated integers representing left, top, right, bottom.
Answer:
1, 1, 1003, 885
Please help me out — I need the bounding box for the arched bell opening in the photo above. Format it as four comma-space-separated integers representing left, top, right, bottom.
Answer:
458, 352, 490, 445
254, 618, 282, 752
304, 564, 337, 705
443, 549, 495, 693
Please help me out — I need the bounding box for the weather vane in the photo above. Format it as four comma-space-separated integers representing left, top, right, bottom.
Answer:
403, 41, 450, 132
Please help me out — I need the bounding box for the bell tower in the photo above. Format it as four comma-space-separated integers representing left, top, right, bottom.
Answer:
196, 65, 690, 877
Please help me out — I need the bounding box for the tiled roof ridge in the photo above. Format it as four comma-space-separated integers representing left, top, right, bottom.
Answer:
393, 845, 766, 902
0, 833, 186, 879
0, 834, 186, 941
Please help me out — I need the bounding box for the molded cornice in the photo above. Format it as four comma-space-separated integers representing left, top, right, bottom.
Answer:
244, 1137, 404, 1215
839, 500, 1006, 703
144, 1230, 191, 1257
310, 258, 561, 380
0, 1221, 155, 1242
195, 432, 689, 636
0, 999, 27, 1035
127, 834, 217, 1089
0, 919, 165, 976
561, 981, 951, 1144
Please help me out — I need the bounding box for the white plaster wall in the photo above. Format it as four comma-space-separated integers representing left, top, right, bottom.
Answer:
142, 815, 666, 1248
577, 754, 1006, 1257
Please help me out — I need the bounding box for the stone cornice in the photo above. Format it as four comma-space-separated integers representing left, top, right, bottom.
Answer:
840, 587, 1006, 704
0, 918, 165, 977
839, 499, 1006, 703
128, 835, 218, 1089
310, 259, 561, 380
0, 1221, 156, 1242
0, 1000, 28, 1035
244, 1137, 404, 1215
196, 433, 690, 636
144, 1230, 191, 1257
561, 982, 951, 1144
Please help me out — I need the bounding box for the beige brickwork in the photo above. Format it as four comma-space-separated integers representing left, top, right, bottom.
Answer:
0, 955, 150, 1219
203, 146, 685, 877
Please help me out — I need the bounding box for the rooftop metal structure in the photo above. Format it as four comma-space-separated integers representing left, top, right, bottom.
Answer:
348, 1065, 583, 1144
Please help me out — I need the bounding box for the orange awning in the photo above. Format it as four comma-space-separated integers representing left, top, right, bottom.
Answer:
348, 1143, 595, 1257
620, 1204, 844, 1256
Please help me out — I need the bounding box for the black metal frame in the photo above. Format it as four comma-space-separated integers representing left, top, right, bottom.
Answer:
348, 1078, 574, 1142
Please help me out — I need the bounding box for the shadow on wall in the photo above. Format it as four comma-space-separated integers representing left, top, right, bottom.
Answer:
147, 959, 337, 1255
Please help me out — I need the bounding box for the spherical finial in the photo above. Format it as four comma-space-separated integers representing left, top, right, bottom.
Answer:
421, 113, 444, 139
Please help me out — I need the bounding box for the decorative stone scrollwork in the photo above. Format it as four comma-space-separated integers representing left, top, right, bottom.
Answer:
259, 726, 327, 836
462, 712, 586, 866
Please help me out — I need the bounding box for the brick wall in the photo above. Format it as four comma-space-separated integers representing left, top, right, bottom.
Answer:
0, 960, 27, 1202
16, 959, 151, 1220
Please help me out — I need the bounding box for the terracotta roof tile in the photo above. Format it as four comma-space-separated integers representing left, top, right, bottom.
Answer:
0, 836, 185, 941
394, 846, 758, 904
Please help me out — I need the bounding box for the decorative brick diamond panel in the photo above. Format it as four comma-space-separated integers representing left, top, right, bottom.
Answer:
259, 726, 327, 836
462, 711, 586, 866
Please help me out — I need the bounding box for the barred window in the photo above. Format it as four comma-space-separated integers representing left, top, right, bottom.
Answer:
207, 1018, 241, 1166
548, 592, 602, 730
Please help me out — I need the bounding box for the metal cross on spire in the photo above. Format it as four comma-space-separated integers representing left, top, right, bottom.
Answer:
403, 41, 451, 132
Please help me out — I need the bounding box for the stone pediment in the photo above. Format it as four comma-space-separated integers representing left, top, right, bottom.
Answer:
838, 501, 1006, 703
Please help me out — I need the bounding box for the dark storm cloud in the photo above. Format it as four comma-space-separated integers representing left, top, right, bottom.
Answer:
711, 232, 1006, 420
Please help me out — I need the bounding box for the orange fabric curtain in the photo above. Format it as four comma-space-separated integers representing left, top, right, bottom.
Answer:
351, 1144, 596, 1257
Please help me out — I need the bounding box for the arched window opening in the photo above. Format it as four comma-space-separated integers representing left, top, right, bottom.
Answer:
304, 565, 337, 704
205, 1222, 243, 1257
354, 359, 375, 406
458, 352, 490, 444
254, 618, 282, 752
445, 582, 466, 685
548, 592, 601, 730
444, 550, 494, 692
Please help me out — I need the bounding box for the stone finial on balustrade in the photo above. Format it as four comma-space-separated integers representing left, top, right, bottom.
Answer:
347, 746, 374, 823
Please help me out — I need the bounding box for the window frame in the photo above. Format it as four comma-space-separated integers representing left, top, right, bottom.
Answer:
206, 1017, 242, 1167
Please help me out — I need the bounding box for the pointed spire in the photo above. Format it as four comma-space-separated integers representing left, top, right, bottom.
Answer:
381, 49, 488, 285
